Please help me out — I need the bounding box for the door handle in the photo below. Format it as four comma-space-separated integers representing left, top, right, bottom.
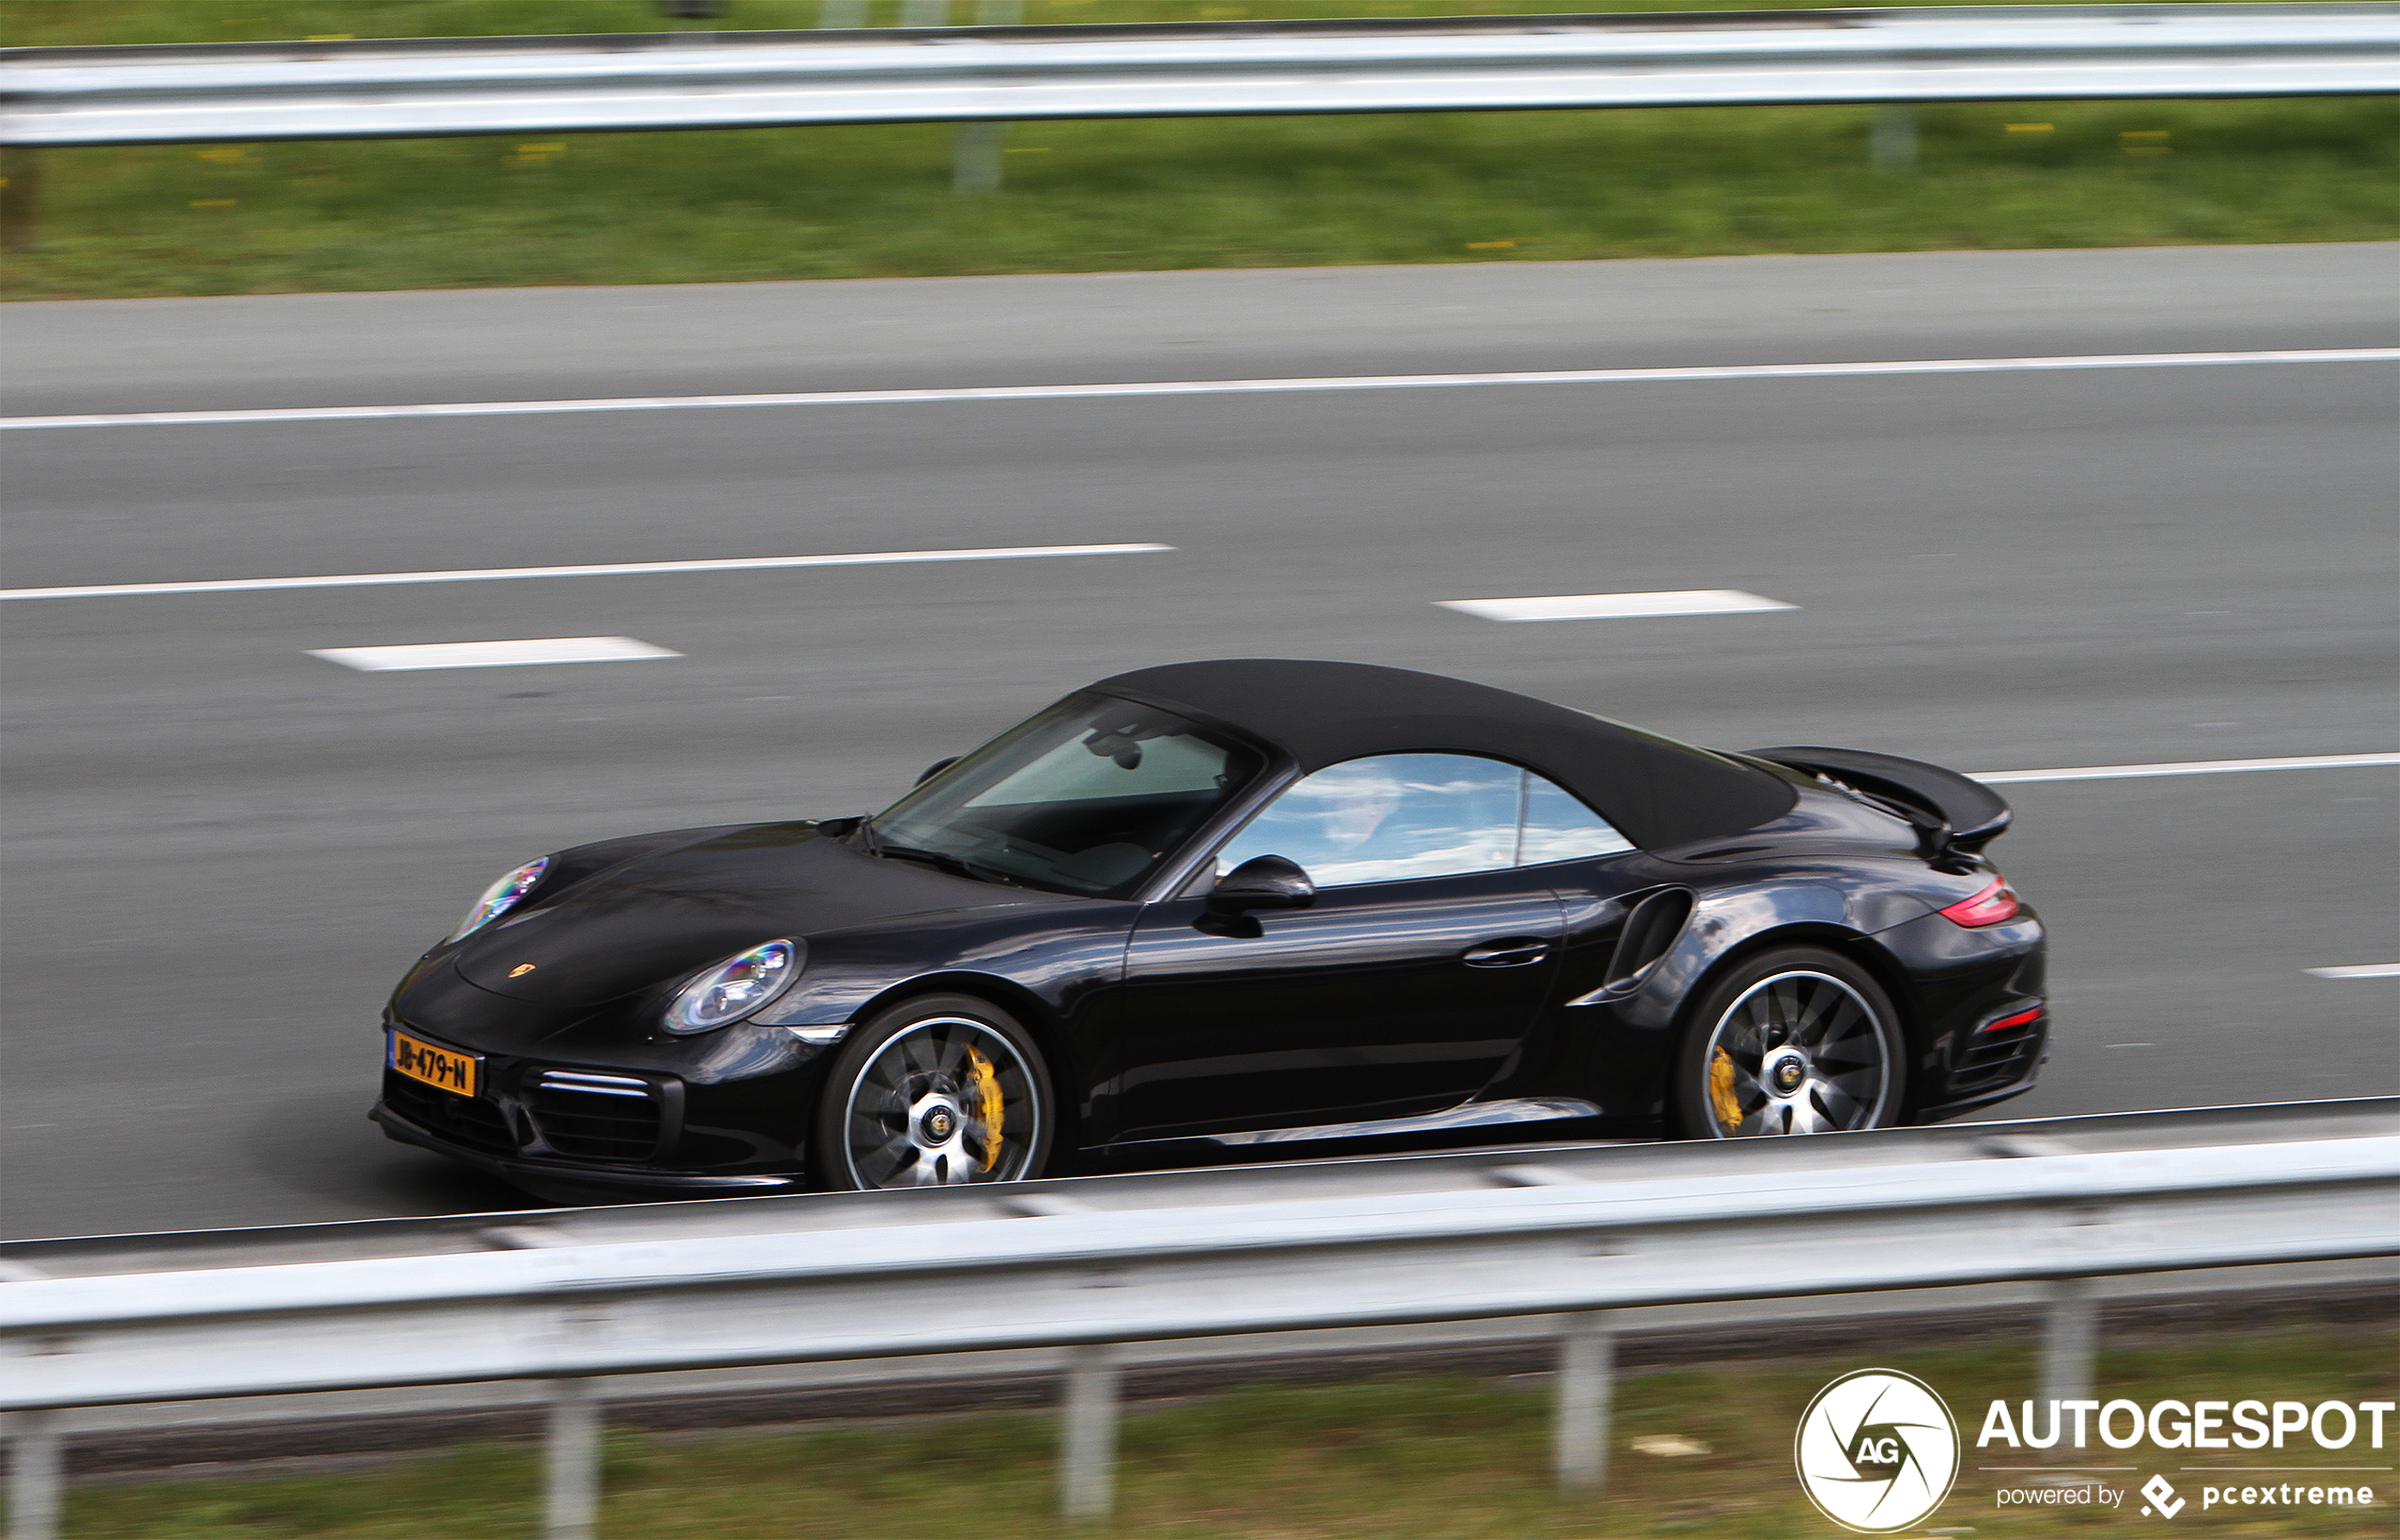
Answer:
1463, 937, 1551, 968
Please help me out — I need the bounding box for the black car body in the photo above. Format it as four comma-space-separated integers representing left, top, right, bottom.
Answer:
374, 659, 2047, 1198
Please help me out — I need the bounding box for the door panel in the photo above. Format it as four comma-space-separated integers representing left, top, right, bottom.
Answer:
1106, 867, 1566, 1141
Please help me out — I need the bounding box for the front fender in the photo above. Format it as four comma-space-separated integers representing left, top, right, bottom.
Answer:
753, 899, 1132, 1030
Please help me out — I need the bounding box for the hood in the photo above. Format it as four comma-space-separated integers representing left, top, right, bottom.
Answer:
450, 822, 1011, 1007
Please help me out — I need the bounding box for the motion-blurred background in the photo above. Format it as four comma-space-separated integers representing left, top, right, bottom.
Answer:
2, 0, 2393, 299
1, 3, 2393, 1536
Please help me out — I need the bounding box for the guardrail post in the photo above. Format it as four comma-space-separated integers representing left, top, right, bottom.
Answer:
1060, 1343, 1122, 1521
7, 1409, 64, 1540
2042, 1276, 2099, 1406
543, 1379, 602, 1540
947, 1, 1022, 193
1870, 104, 1919, 173
953, 122, 1008, 194
1553, 1310, 1617, 1491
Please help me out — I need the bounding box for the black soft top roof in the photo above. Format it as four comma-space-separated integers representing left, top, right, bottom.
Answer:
1092, 659, 1795, 851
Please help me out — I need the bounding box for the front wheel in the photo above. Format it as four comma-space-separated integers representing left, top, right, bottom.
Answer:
810, 994, 1054, 1189
1670, 947, 1907, 1138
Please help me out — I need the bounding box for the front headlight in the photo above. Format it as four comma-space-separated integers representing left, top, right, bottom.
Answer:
665, 939, 802, 1034
448, 857, 550, 943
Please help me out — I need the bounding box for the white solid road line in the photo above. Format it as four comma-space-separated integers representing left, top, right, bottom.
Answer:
1970, 751, 2400, 784
0, 542, 1174, 602
4, 350, 2393, 431
309, 637, 683, 672
2306, 964, 2400, 980
1439, 590, 1794, 622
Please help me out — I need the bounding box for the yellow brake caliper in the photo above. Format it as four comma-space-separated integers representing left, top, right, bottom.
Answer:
966, 1045, 1005, 1172
1708, 1047, 1742, 1135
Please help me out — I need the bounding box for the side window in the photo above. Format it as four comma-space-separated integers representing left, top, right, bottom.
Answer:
1213, 754, 1523, 888
1519, 773, 1636, 864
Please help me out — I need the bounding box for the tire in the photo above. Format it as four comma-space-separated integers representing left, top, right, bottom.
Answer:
1669, 946, 1907, 1138
809, 993, 1054, 1190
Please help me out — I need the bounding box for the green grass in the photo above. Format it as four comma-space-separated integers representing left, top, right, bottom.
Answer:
1, 2, 2393, 299
42, 1329, 2400, 1538
7, 98, 2392, 300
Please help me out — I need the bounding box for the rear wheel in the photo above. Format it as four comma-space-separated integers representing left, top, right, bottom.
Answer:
1671, 947, 1906, 1138
810, 994, 1054, 1189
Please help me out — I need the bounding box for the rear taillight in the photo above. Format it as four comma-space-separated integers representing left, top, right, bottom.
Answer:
1940, 877, 2021, 928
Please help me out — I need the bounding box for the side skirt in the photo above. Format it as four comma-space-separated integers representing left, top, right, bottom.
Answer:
1138, 1096, 1605, 1151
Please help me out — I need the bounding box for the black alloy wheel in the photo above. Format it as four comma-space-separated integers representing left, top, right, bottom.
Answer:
1671, 947, 1908, 1138
810, 993, 1054, 1189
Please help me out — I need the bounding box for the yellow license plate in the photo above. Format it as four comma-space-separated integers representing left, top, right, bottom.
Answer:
388, 1029, 480, 1098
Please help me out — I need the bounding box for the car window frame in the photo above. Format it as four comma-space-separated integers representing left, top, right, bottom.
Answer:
1514, 767, 1639, 870
1092, 708, 1299, 905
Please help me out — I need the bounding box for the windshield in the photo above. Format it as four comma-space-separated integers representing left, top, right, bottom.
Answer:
867, 695, 1263, 898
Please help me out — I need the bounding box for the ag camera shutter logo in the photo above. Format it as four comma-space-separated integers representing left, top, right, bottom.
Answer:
1795, 1368, 1961, 1532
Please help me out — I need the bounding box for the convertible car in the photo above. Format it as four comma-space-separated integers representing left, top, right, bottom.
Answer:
374, 659, 2047, 1197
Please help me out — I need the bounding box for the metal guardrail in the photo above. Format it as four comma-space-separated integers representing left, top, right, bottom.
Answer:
3, 6, 2396, 147
11, 1096, 2380, 1275
4, 1100, 2396, 1539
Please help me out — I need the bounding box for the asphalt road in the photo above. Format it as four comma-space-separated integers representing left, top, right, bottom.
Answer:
4, 245, 2393, 1240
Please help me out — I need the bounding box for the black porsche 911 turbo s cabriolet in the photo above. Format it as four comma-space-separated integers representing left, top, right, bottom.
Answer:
374, 659, 2047, 1198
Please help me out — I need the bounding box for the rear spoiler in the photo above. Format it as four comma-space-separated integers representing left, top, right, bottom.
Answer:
1744, 744, 2013, 858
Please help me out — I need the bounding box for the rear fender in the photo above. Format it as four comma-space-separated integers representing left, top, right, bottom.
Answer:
1548, 881, 1927, 1132
1605, 882, 1911, 1037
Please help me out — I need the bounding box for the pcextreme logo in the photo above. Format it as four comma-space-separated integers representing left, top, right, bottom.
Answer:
1794, 1369, 1962, 1533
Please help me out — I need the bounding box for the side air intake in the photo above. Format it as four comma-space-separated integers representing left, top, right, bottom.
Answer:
1574, 888, 1695, 1003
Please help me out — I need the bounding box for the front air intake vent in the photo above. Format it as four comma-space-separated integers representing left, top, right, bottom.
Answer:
382, 1069, 516, 1155
526, 1070, 672, 1162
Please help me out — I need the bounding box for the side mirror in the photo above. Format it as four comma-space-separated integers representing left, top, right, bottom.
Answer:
1208, 854, 1315, 915
917, 756, 961, 786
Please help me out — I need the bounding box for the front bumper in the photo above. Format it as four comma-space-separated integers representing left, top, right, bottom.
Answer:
371, 1019, 834, 1196
371, 1097, 810, 1197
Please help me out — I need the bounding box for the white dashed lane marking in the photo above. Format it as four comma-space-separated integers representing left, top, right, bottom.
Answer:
308, 638, 682, 672
1439, 590, 1794, 622
2304, 964, 2400, 980
1971, 753, 2400, 784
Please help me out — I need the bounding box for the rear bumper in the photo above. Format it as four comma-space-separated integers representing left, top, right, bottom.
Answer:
1916, 1003, 2049, 1121
1914, 1056, 2045, 1122
1873, 906, 2049, 1121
